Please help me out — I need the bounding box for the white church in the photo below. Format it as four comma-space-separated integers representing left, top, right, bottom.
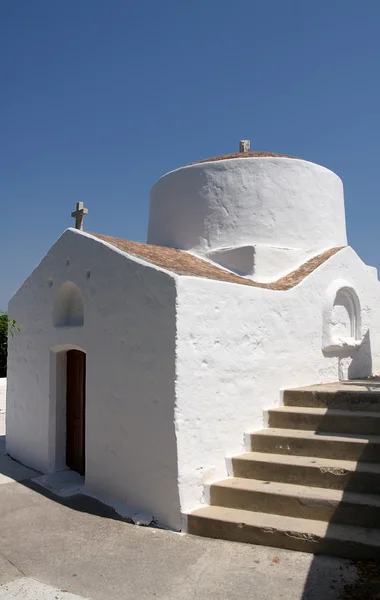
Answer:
6, 143, 380, 558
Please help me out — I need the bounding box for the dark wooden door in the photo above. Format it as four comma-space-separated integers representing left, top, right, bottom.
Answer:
66, 350, 86, 475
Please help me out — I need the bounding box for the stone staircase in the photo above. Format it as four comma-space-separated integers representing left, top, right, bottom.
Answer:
187, 382, 380, 560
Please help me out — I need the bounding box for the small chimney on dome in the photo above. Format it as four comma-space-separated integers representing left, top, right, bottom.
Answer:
239, 140, 250, 153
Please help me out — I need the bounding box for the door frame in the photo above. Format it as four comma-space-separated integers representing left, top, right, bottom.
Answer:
49, 345, 87, 475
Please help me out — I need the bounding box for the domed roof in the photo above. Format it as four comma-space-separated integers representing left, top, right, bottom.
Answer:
191, 151, 297, 165
149, 147, 347, 257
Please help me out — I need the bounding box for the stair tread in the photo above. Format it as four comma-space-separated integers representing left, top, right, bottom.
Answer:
212, 477, 380, 505
286, 381, 380, 394
234, 451, 380, 473
269, 406, 380, 418
254, 427, 380, 443
189, 506, 380, 545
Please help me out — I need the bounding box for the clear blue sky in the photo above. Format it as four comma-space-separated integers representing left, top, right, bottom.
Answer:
1, 1, 380, 309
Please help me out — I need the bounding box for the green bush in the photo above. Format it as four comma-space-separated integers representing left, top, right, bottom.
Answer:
0, 314, 8, 377
0, 314, 20, 377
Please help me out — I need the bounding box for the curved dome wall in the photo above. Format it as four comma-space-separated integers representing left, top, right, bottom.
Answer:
147, 157, 347, 256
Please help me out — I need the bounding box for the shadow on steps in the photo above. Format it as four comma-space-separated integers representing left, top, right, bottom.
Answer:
299, 378, 380, 599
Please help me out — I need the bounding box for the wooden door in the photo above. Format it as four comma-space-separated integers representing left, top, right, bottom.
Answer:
66, 350, 86, 475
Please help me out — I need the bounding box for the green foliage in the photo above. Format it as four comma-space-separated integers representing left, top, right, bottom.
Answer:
0, 313, 21, 378
0, 314, 8, 378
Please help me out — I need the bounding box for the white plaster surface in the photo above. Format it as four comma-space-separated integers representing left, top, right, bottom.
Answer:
0, 578, 88, 600
175, 246, 380, 512
6, 229, 180, 529
148, 157, 347, 277
0, 378, 39, 485
207, 244, 312, 282
322, 279, 362, 352
6, 184, 380, 527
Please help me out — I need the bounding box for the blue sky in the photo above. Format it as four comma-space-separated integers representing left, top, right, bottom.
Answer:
1, 1, 380, 309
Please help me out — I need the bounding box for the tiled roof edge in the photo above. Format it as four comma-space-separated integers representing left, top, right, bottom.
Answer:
90, 232, 344, 291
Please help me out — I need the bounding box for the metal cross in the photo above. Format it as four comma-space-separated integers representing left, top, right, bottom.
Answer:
71, 202, 88, 230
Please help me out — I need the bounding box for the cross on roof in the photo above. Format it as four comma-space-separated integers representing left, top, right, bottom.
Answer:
239, 140, 250, 153
71, 202, 88, 230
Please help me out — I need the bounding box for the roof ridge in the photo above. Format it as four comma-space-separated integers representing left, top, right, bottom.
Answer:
190, 151, 297, 165
90, 232, 344, 290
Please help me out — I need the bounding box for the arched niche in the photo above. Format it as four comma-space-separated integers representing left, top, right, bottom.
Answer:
322, 280, 361, 352
53, 282, 84, 328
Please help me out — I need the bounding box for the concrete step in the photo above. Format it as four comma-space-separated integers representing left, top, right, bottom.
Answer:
231, 452, 380, 493
250, 428, 380, 462
284, 387, 380, 412
209, 477, 380, 527
187, 506, 380, 560
268, 406, 380, 435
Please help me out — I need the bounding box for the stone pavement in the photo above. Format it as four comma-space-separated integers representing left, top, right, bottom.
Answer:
0, 577, 88, 600
0, 378, 369, 599
0, 483, 358, 600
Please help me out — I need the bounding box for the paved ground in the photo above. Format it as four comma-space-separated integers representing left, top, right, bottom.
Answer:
0, 483, 359, 600
0, 378, 374, 599
0, 577, 88, 600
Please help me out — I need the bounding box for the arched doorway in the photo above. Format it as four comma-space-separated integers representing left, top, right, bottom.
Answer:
66, 350, 86, 475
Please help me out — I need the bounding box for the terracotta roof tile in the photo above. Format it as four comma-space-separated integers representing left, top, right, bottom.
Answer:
191, 151, 297, 165
91, 233, 344, 291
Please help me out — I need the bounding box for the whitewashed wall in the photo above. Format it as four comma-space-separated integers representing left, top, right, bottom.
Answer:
7, 229, 180, 529
7, 228, 380, 529
175, 247, 380, 513
148, 158, 347, 257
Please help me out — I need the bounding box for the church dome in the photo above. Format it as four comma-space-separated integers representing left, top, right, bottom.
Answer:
147, 145, 347, 259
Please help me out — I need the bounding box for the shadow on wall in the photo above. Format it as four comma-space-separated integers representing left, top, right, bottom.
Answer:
322, 329, 373, 381
322, 281, 372, 381
347, 329, 373, 379
53, 281, 84, 328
